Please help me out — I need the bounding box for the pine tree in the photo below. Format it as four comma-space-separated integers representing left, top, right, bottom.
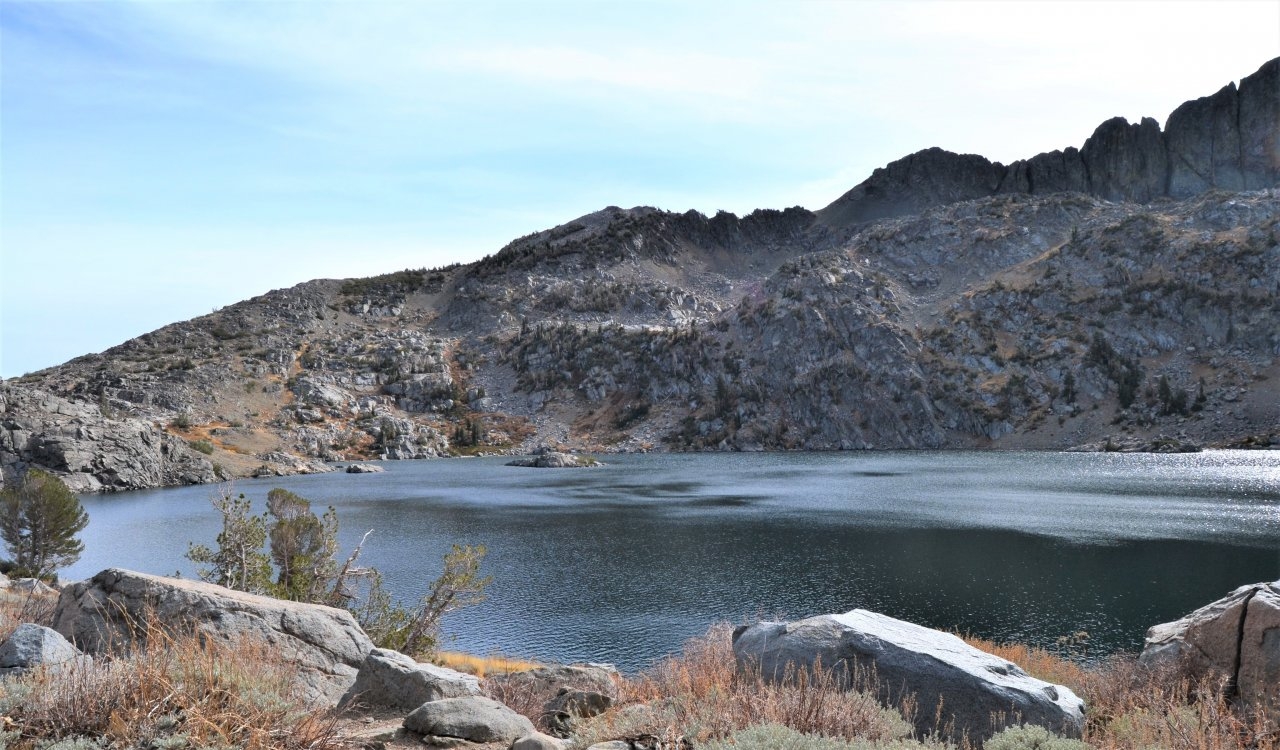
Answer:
266, 488, 338, 601
0, 469, 89, 580
186, 488, 271, 593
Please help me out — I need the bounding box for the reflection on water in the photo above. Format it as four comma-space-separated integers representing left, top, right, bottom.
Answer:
68, 451, 1280, 670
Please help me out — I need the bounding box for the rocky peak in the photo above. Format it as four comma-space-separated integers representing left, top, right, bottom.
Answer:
820, 57, 1280, 228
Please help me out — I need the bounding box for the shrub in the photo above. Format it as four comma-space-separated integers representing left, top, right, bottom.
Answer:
984, 725, 1090, 750
702, 723, 936, 750
189, 439, 215, 455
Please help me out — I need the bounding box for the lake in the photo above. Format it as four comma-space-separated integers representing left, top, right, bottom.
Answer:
66, 450, 1280, 671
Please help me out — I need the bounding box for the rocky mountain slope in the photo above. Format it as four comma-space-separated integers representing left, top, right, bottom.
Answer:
3, 58, 1277, 491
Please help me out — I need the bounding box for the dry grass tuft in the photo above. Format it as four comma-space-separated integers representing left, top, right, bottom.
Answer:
436, 649, 541, 677
0, 616, 341, 750
0, 588, 58, 642
962, 634, 1280, 750
960, 635, 1093, 690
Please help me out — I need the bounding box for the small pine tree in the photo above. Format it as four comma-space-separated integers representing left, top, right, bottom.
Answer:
186, 488, 271, 594
0, 469, 89, 581
266, 488, 339, 602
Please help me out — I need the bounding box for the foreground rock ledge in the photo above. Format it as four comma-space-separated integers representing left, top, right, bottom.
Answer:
732, 609, 1085, 742
52, 568, 373, 704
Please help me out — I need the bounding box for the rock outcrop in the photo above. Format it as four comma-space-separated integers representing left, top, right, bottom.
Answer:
0, 383, 217, 493
51, 568, 373, 704
341, 647, 480, 710
403, 696, 536, 744
732, 610, 1085, 741
1140, 581, 1280, 711
820, 58, 1280, 228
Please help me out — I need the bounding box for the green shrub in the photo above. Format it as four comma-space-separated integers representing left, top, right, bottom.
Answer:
983, 724, 1091, 750
189, 439, 215, 455
702, 724, 937, 750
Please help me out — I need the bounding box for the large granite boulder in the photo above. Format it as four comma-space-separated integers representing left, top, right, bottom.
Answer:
51, 568, 373, 704
0, 623, 89, 675
732, 610, 1085, 742
340, 647, 480, 710
403, 696, 536, 743
1140, 581, 1280, 711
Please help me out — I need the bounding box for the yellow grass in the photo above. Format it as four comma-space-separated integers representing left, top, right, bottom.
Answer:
435, 650, 542, 677
959, 634, 1092, 689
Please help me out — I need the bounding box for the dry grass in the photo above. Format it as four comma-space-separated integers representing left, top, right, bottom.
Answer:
0, 616, 341, 750
960, 635, 1092, 693
962, 634, 1280, 750
564, 626, 1280, 750
436, 649, 541, 677
572, 624, 913, 747
0, 588, 58, 642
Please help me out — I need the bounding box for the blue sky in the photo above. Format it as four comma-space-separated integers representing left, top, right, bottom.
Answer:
2, 1, 1278, 377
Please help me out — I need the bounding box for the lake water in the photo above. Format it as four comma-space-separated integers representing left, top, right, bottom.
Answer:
66, 451, 1280, 671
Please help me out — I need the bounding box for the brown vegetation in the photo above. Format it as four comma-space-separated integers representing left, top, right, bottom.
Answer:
0, 600, 342, 750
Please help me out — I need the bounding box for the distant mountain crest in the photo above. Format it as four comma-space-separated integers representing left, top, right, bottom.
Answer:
819, 57, 1280, 228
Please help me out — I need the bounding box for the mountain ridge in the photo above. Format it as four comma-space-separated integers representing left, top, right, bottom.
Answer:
818, 57, 1279, 228
3, 58, 1278, 492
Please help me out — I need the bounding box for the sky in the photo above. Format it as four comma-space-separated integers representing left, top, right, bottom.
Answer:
2, 1, 1278, 377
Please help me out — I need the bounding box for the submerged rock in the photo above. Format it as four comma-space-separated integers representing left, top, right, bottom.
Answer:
506, 451, 599, 468
345, 463, 385, 473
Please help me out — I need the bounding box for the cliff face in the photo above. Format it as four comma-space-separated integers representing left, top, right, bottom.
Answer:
820, 58, 1280, 227
4, 58, 1279, 491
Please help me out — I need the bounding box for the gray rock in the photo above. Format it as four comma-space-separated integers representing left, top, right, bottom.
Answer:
341, 647, 480, 710
512, 732, 566, 750
9, 578, 58, 595
51, 568, 373, 704
345, 463, 385, 474
506, 451, 599, 468
486, 663, 620, 700
1140, 581, 1280, 713
403, 696, 535, 744
544, 687, 613, 737
732, 610, 1085, 741
0, 623, 88, 675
